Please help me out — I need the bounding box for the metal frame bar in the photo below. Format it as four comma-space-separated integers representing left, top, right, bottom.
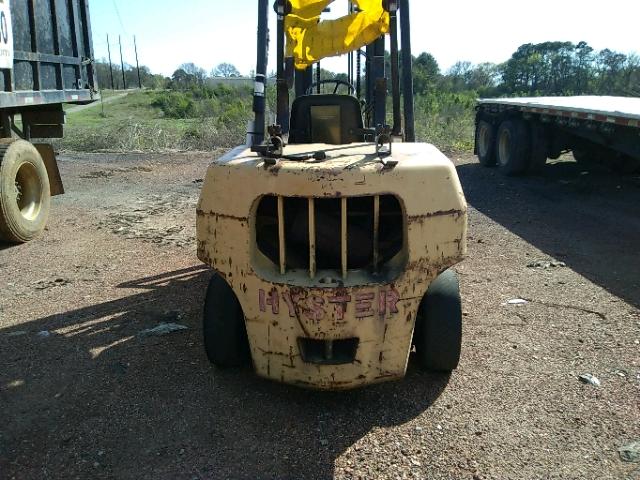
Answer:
27, 0, 42, 91
0, 90, 94, 109
13, 51, 82, 66
372, 37, 386, 127
308, 198, 316, 278
400, 0, 416, 141
341, 197, 348, 279
49, 0, 63, 90
275, 0, 289, 133
251, 0, 269, 146
68, 0, 82, 88
373, 195, 380, 271
389, 2, 402, 136
278, 196, 286, 275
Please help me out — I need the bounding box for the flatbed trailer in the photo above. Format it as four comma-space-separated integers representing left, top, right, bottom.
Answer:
474, 96, 640, 175
0, 0, 98, 243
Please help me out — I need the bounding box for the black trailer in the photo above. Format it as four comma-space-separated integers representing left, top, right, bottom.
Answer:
474, 96, 640, 175
0, 0, 98, 243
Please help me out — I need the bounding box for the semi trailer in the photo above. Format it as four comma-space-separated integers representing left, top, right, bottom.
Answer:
475, 96, 640, 175
0, 0, 98, 243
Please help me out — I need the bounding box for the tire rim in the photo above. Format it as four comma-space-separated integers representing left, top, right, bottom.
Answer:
14, 162, 42, 221
478, 124, 491, 157
498, 130, 511, 167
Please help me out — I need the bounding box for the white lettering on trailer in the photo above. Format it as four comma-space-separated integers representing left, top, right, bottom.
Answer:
0, 1, 13, 70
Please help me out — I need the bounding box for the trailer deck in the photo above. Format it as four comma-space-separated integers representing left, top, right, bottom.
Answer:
478, 96, 640, 126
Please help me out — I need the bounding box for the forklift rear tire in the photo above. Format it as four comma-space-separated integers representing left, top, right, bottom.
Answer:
414, 269, 462, 372
476, 120, 496, 167
496, 119, 530, 176
203, 273, 251, 368
0, 140, 51, 243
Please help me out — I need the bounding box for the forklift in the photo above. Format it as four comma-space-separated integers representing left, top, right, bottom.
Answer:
196, 0, 468, 389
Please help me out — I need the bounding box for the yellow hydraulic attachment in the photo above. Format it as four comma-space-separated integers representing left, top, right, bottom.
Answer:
286, 0, 390, 69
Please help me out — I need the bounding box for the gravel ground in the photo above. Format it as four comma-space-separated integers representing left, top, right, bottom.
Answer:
1, 151, 639, 480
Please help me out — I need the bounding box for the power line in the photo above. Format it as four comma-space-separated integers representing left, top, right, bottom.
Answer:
111, 0, 128, 35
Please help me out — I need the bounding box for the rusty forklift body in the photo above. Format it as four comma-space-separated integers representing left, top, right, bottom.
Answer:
197, 0, 467, 389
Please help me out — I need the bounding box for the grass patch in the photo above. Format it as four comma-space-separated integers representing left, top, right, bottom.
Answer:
59, 89, 244, 152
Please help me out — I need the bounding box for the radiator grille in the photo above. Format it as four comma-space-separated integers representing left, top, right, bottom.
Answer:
255, 195, 404, 280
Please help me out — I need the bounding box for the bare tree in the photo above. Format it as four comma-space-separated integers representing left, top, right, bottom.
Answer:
212, 63, 241, 78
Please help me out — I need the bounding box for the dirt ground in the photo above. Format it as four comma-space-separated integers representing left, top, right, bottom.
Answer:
1, 150, 639, 480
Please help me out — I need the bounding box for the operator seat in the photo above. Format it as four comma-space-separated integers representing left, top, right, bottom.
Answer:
288, 94, 365, 145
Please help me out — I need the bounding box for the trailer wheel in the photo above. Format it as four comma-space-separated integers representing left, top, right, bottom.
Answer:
610, 154, 640, 174
572, 148, 597, 165
497, 120, 530, 176
0, 140, 51, 243
414, 269, 462, 372
476, 120, 496, 167
203, 273, 251, 368
528, 122, 548, 173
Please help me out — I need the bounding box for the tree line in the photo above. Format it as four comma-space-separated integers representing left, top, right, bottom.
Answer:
95, 41, 638, 98
435, 41, 639, 97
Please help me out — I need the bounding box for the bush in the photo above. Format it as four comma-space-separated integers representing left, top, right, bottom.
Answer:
413, 91, 476, 151
152, 91, 195, 118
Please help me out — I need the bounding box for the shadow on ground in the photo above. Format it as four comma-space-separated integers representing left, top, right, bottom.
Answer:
458, 159, 640, 308
0, 266, 447, 479
0, 241, 17, 251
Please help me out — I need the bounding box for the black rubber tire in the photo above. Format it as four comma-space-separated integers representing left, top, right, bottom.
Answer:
203, 273, 251, 368
610, 154, 640, 174
528, 122, 548, 173
573, 148, 598, 165
414, 269, 462, 372
496, 119, 530, 176
476, 119, 497, 167
0, 140, 51, 243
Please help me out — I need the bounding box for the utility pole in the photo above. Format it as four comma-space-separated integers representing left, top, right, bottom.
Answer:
133, 35, 142, 89
119, 35, 127, 90
106, 34, 115, 89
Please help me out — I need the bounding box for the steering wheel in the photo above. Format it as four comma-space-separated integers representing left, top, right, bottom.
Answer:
305, 79, 356, 96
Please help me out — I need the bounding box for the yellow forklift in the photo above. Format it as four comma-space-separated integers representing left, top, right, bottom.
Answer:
196, 0, 467, 389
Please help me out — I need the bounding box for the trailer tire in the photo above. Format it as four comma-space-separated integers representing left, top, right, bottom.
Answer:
0, 140, 51, 243
528, 122, 548, 173
610, 154, 640, 174
414, 269, 462, 372
572, 148, 597, 165
203, 273, 251, 368
497, 119, 530, 176
476, 120, 496, 167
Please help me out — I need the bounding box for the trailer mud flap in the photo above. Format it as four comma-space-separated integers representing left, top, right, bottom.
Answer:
34, 143, 64, 196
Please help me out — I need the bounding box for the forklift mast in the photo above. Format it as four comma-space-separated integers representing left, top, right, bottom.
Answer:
250, 0, 415, 147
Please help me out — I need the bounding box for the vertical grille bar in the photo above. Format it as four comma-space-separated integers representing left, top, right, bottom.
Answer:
277, 196, 286, 274
341, 197, 348, 279
308, 197, 316, 278
373, 195, 380, 271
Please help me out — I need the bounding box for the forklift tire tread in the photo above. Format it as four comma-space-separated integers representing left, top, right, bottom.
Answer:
414, 269, 462, 372
203, 273, 251, 368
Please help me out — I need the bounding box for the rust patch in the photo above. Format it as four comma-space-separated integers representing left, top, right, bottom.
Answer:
196, 209, 249, 222
407, 208, 465, 225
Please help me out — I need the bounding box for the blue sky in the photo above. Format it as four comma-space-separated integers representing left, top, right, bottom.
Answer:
89, 0, 640, 77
